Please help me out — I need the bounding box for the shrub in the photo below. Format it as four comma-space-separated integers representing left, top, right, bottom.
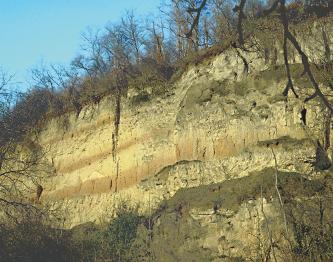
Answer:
130, 91, 150, 106
0, 88, 53, 145
70, 203, 144, 261
103, 205, 141, 262
70, 222, 104, 262
0, 220, 80, 262
129, 58, 174, 97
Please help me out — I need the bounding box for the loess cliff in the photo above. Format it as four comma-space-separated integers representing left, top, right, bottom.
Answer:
31, 20, 333, 260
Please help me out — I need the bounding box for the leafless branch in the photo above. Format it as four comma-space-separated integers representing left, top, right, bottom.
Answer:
185, 0, 208, 38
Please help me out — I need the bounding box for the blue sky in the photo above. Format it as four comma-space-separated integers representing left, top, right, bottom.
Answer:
0, 0, 159, 87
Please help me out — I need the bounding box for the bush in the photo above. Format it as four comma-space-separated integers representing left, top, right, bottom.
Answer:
305, 0, 333, 17
70, 204, 144, 262
70, 222, 104, 262
0, 204, 145, 262
103, 205, 141, 262
129, 58, 174, 97
0, 220, 80, 262
0, 88, 53, 145
130, 91, 150, 106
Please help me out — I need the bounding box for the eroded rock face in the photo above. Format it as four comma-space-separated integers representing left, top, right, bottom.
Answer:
35, 27, 333, 228
183, 199, 283, 260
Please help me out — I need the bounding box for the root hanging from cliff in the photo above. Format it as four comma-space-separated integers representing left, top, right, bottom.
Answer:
112, 87, 121, 161
115, 159, 119, 193
231, 42, 249, 75
324, 112, 331, 151
270, 147, 288, 236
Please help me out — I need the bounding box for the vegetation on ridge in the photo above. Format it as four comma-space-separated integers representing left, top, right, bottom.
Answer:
1, 0, 333, 261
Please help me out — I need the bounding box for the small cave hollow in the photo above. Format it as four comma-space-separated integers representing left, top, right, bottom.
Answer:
301, 108, 307, 125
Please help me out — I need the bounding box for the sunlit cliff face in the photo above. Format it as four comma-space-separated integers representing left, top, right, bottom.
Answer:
32, 22, 333, 227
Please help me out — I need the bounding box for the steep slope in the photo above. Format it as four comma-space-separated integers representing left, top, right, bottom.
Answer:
141, 168, 333, 261
30, 20, 333, 231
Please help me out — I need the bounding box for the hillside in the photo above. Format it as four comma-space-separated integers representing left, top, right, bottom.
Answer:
1, 9, 333, 261
6, 18, 326, 260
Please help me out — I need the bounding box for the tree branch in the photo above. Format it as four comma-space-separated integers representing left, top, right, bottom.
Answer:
185, 0, 208, 38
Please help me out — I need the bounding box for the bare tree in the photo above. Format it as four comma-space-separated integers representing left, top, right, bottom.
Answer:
0, 70, 49, 222
0, 70, 15, 120
175, 0, 333, 113
144, 18, 167, 64
170, 0, 208, 51
72, 28, 112, 80
121, 10, 145, 64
